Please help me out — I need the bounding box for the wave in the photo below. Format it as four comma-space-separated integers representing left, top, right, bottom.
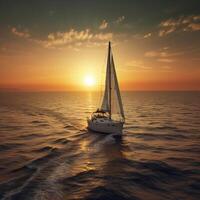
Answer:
52, 138, 69, 144
133, 132, 189, 140
0, 143, 22, 151
33, 146, 57, 153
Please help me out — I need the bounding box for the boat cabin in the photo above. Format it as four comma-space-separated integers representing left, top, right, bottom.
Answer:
91, 109, 109, 119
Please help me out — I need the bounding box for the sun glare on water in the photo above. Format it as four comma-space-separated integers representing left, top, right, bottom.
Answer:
84, 75, 96, 87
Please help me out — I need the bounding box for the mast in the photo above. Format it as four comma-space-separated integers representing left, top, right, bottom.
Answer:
100, 41, 125, 121
108, 41, 111, 119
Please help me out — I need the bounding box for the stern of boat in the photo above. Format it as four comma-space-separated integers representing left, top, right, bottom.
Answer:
87, 117, 124, 134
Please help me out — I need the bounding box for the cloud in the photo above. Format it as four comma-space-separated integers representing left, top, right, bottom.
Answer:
98, 16, 126, 30
145, 48, 183, 58
116, 16, 125, 24
145, 50, 171, 58
11, 27, 30, 38
187, 23, 200, 31
44, 29, 113, 48
159, 27, 176, 37
11, 16, 127, 50
11, 27, 113, 49
144, 47, 184, 63
159, 15, 200, 36
98, 16, 125, 30
99, 20, 108, 30
157, 58, 174, 63
144, 33, 152, 38
125, 60, 152, 71
145, 51, 163, 57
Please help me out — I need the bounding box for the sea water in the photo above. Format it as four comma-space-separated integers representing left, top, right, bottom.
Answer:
0, 91, 200, 200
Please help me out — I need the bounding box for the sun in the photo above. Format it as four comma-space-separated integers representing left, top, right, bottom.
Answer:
84, 75, 96, 87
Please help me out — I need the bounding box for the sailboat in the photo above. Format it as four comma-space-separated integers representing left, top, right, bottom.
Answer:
87, 41, 125, 134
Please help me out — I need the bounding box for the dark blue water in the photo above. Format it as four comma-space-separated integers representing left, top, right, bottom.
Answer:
0, 92, 200, 200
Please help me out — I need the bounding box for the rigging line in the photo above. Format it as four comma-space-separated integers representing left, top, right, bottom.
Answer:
97, 43, 107, 109
109, 42, 112, 119
96, 48, 104, 109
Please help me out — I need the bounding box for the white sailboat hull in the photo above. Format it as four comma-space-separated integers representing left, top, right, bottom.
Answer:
87, 118, 124, 134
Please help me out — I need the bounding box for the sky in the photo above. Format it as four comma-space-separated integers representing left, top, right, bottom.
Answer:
0, 0, 200, 91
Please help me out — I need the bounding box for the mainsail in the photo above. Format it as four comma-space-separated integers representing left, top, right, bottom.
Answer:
100, 42, 125, 121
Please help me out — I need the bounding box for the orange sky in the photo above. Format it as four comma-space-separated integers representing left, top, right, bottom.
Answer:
0, 1, 200, 91
0, 42, 199, 91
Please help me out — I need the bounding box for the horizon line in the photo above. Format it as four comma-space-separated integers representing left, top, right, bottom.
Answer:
0, 89, 199, 93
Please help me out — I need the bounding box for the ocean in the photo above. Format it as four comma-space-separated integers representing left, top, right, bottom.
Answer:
0, 91, 200, 200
